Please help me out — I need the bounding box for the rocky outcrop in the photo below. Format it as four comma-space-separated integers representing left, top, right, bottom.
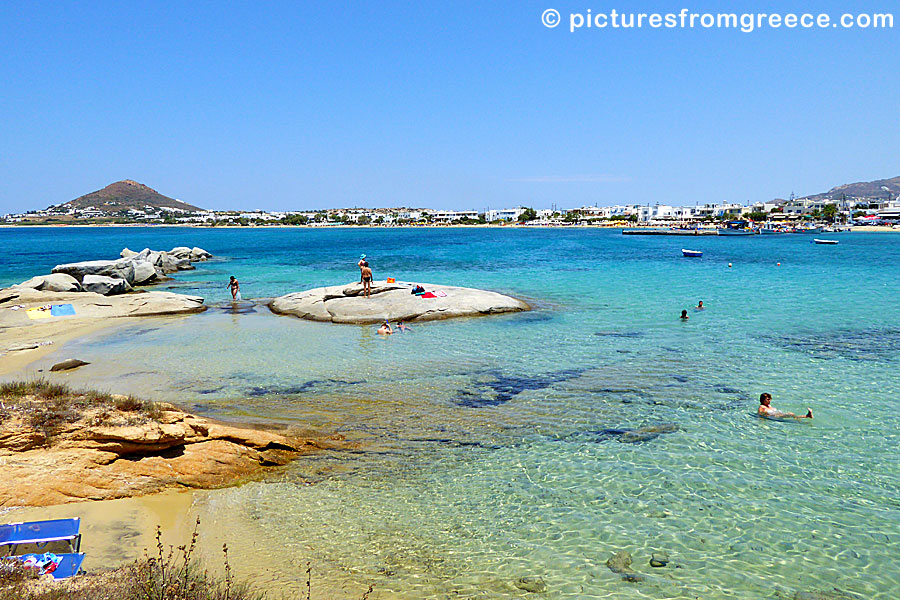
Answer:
19, 246, 211, 297
14, 273, 83, 293
269, 281, 530, 324
0, 288, 205, 326
0, 395, 344, 507
82, 274, 133, 296
52, 259, 136, 283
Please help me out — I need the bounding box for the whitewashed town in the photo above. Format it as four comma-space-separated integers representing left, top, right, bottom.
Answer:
4, 179, 900, 228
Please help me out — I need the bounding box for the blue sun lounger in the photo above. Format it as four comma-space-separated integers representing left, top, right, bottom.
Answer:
0, 518, 82, 556
0, 518, 84, 579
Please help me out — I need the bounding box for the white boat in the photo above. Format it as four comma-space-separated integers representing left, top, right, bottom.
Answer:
813, 239, 839, 245
682, 249, 703, 257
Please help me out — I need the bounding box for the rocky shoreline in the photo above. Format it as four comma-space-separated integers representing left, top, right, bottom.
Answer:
15, 246, 213, 296
0, 245, 214, 371
0, 382, 348, 507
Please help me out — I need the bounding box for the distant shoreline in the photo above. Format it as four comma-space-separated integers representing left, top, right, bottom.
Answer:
1, 223, 898, 232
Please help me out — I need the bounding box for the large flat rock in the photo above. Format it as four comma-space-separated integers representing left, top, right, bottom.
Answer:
0, 287, 206, 324
269, 281, 529, 324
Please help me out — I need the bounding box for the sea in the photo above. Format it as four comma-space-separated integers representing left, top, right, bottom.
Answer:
1, 226, 899, 599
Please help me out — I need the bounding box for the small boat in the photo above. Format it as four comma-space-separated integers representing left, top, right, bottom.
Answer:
813, 239, 839, 245
682, 249, 703, 257
717, 220, 758, 236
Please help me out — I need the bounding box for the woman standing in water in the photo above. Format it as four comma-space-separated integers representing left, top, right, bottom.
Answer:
227, 276, 241, 300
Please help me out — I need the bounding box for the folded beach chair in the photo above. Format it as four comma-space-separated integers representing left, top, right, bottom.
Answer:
0, 518, 82, 556
51, 552, 86, 579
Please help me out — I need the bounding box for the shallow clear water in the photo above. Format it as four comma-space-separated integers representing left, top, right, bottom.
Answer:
3, 227, 900, 599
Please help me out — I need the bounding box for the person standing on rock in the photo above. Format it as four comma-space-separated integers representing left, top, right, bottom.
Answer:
360, 262, 373, 298
358, 254, 367, 282
227, 276, 241, 300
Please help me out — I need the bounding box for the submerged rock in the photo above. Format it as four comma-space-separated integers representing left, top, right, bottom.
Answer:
514, 576, 547, 593
270, 281, 529, 324
50, 359, 90, 372
606, 550, 645, 582
649, 552, 669, 567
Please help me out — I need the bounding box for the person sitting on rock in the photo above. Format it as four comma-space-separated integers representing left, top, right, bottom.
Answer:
411, 284, 425, 295
377, 319, 393, 335
360, 262, 373, 298
758, 392, 812, 420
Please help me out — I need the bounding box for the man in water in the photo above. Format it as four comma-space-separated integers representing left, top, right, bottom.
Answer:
696, 300, 704, 309
397, 321, 411, 332
377, 320, 393, 335
758, 393, 813, 419
680, 309, 689, 320
227, 276, 241, 300
360, 262, 373, 298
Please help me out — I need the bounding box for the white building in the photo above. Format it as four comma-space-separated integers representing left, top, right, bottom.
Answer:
486, 208, 524, 221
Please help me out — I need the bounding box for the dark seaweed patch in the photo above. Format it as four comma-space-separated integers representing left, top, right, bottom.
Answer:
594, 331, 645, 338
495, 311, 553, 325
566, 423, 680, 444
246, 379, 366, 397
455, 368, 584, 408
761, 328, 900, 363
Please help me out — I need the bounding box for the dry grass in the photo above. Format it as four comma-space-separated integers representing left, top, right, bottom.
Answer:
0, 379, 162, 446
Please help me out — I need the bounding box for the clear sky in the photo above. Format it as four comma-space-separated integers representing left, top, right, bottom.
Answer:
1, 1, 897, 213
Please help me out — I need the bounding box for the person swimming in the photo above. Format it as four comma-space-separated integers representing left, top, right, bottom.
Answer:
758, 392, 813, 420
377, 319, 393, 335
680, 309, 689, 320
397, 321, 411, 332
696, 300, 704, 309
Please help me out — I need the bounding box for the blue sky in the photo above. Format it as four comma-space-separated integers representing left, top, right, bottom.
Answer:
1, 1, 897, 212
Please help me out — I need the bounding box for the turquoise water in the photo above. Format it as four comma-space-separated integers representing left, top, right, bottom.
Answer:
3, 227, 900, 599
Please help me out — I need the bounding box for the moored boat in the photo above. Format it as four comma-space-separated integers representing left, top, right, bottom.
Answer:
682, 249, 703, 257
813, 238, 839, 245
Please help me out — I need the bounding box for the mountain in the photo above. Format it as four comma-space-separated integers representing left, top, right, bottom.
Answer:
803, 175, 900, 202
54, 180, 204, 213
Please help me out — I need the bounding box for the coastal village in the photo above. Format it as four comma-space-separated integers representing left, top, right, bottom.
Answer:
4, 178, 900, 228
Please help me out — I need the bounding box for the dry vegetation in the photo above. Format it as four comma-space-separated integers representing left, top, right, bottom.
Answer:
0, 379, 162, 446
0, 520, 375, 600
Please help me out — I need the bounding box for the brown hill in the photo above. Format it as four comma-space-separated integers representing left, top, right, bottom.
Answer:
56, 180, 203, 213
803, 175, 900, 201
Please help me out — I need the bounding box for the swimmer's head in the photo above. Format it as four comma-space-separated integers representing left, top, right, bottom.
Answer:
760, 392, 772, 405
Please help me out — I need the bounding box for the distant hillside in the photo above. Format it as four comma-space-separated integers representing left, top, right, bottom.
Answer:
54, 180, 203, 213
803, 175, 900, 201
